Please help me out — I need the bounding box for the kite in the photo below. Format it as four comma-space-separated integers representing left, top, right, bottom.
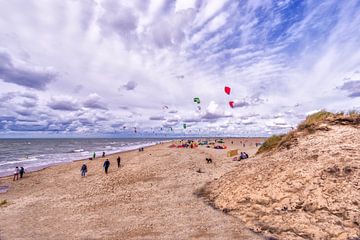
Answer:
224, 86, 231, 95
193, 97, 200, 104
229, 101, 235, 108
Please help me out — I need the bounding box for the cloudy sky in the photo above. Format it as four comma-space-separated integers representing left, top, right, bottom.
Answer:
0, 0, 360, 137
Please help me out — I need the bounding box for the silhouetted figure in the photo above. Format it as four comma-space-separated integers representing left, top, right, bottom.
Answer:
19, 167, 25, 178
81, 164, 87, 177
102, 152, 105, 157
117, 156, 121, 168
103, 159, 110, 174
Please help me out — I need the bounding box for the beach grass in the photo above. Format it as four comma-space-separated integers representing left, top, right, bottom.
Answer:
258, 110, 360, 154
0, 199, 7, 207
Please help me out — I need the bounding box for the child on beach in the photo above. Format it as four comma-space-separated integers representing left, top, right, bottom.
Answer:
13, 167, 19, 181
103, 159, 110, 174
81, 163, 87, 177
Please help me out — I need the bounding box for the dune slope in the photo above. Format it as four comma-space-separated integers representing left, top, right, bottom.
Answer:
203, 120, 360, 239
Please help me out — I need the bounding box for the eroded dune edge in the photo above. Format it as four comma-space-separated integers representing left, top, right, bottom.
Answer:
202, 112, 360, 240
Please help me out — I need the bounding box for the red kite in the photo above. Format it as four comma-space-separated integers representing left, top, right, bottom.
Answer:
229, 101, 234, 108
224, 86, 231, 95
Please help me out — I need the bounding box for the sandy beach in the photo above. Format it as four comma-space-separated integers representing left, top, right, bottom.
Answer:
0, 138, 264, 240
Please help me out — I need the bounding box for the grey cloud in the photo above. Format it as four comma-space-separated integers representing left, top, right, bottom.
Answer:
339, 80, 360, 90
349, 92, 360, 97
83, 94, 108, 110
0, 92, 16, 102
20, 92, 38, 100
98, 1, 138, 38
78, 0, 96, 30
233, 95, 265, 108
339, 80, 360, 98
202, 112, 231, 120
148, 9, 196, 48
73, 84, 84, 93
21, 100, 37, 108
122, 81, 137, 91
9, 122, 49, 131
0, 51, 56, 90
167, 118, 179, 123
15, 109, 33, 116
111, 122, 124, 128
149, 116, 165, 121
233, 101, 250, 108
48, 98, 81, 111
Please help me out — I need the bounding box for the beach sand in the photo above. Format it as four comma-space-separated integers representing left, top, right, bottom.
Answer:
0, 138, 264, 240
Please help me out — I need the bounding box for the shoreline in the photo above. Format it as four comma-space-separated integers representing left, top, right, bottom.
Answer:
0, 140, 170, 178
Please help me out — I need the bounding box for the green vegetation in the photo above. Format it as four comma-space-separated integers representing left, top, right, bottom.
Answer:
257, 134, 284, 154
0, 199, 7, 206
297, 110, 332, 131
257, 110, 360, 155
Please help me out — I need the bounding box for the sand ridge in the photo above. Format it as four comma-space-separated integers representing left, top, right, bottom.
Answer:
203, 125, 360, 240
0, 138, 264, 240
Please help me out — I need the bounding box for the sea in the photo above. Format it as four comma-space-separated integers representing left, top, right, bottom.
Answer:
0, 138, 169, 177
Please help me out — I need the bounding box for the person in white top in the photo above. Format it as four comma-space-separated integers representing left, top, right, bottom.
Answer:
13, 166, 19, 181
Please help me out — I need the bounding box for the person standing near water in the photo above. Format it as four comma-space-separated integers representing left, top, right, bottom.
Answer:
13, 167, 19, 181
103, 159, 110, 174
81, 163, 87, 177
117, 156, 121, 168
93, 152, 96, 159
19, 167, 25, 178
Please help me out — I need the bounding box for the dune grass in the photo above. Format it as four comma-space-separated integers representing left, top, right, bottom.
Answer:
257, 110, 360, 154
257, 134, 284, 154
0, 199, 7, 207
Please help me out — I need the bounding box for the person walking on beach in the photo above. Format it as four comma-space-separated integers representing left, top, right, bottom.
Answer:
93, 152, 96, 159
117, 156, 121, 168
102, 152, 106, 157
103, 159, 110, 174
81, 163, 87, 177
13, 167, 19, 181
19, 167, 25, 178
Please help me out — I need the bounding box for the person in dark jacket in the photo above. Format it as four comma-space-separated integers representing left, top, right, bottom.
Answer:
117, 156, 121, 168
103, 159, 110, 174
81, 163, 87, 177
19, 167, 25, 178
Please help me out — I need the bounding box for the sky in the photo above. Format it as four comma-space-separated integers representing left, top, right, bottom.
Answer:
0, 0, 360, 138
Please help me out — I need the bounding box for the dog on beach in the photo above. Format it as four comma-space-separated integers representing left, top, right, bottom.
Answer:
206, 158, 212, 163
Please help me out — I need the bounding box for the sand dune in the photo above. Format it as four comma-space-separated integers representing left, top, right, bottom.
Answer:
0, 138, 264, 240
203, 123, 360, 239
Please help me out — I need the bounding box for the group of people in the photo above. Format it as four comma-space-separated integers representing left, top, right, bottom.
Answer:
13, 166, 25, 181
80, 156, 121, 177
240, 152, 249, 160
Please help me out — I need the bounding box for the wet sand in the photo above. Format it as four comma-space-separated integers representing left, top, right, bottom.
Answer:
0, 138, 264, 240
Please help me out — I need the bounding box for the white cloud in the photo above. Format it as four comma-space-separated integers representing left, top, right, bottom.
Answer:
0, 0, 359, 136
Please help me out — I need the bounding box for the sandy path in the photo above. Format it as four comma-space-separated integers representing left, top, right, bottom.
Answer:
0, 138, 264, 240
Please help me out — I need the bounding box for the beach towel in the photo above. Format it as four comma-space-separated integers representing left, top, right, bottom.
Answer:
227, 149, 238, 157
